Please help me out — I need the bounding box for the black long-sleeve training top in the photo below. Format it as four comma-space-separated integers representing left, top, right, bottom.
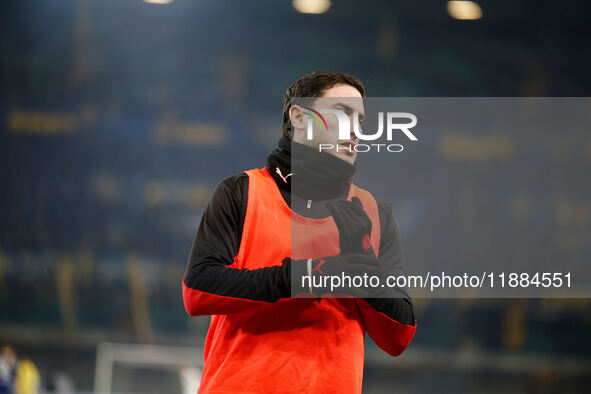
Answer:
183, 136, 416, 326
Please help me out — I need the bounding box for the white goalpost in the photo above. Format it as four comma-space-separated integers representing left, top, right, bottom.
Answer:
94, 342, 204, 394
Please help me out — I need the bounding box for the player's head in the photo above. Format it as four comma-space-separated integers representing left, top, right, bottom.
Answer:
282, 71, 366, 164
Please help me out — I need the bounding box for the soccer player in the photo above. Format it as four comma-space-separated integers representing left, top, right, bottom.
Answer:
182, 71, 417, 393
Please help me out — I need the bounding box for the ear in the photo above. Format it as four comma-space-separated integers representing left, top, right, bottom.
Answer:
289, 105, 307, 131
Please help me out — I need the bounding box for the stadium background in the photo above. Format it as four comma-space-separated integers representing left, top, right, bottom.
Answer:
1, 0, 590, 392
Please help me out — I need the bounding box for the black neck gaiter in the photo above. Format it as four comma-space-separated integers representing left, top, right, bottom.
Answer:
266, 136, 356, 201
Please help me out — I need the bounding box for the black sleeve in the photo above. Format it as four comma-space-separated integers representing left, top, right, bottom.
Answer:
182, 173, 290, 316
362, 201, 416, 326
185, 173, 248, 271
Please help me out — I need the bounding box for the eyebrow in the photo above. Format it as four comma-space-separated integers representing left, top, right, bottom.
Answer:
333, 102, 365, 119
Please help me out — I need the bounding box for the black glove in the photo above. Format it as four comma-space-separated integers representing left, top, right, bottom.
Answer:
287, 253, 385, 298
327, 197, 373, 255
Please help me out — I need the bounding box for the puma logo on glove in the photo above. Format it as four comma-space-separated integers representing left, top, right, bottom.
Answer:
327, 197, 373, 255
311, 259, 326, 275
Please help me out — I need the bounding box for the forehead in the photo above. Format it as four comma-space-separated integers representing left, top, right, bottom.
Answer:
317, 84, 364, 114
321, 84, 362, 98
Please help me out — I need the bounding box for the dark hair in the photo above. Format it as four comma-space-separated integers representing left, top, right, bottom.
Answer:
282, 71, 366, 137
